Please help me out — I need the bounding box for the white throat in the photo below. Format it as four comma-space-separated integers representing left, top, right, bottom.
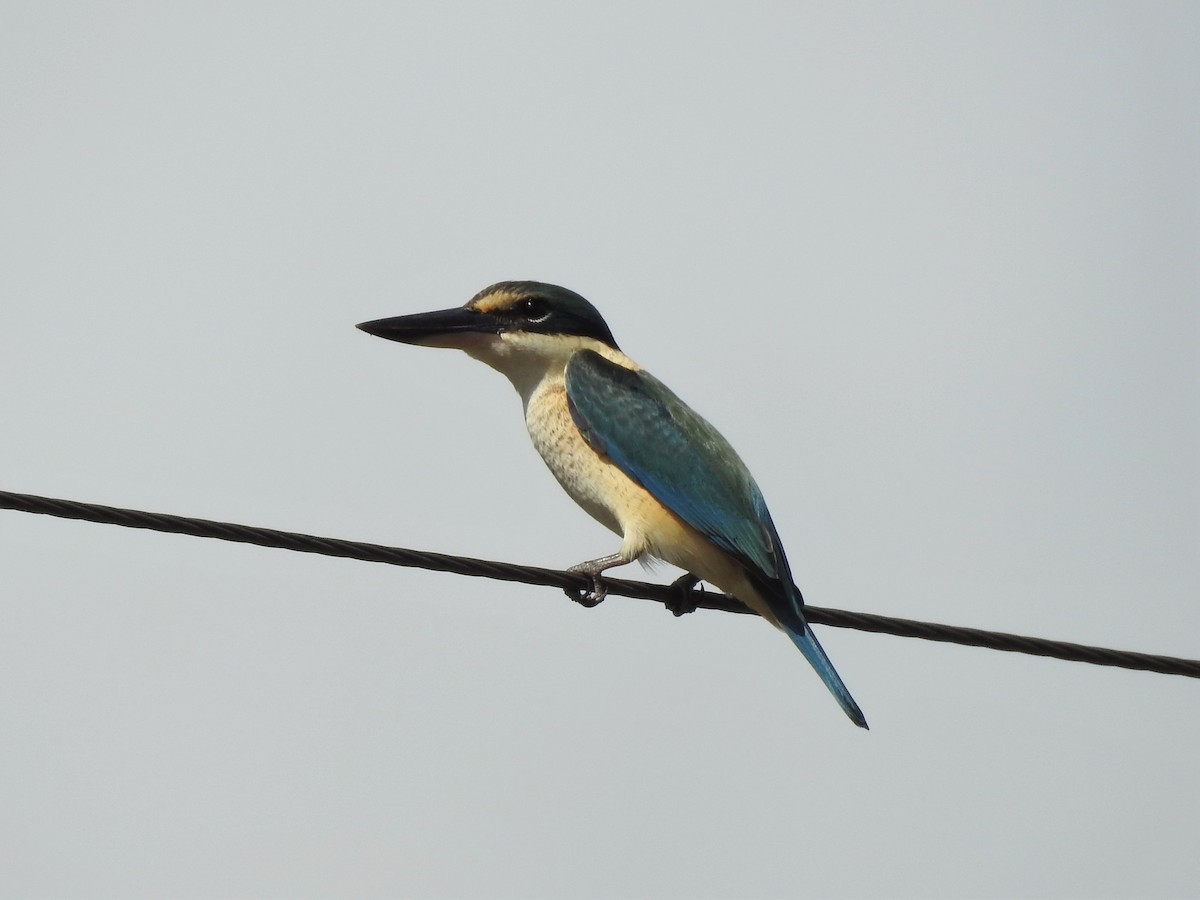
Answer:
462, 332, 636, 410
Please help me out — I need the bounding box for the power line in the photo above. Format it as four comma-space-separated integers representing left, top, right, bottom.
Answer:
2, 489, 1197, 680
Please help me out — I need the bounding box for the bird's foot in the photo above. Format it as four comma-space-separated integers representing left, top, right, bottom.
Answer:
665, 573, 702, 616
563, 553, 626, 608
564, 575, 607, 608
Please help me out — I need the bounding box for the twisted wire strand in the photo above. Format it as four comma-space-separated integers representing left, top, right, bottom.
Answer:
3, 489, 1197, 679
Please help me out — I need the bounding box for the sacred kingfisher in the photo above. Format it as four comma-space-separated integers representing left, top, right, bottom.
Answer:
357, 281, 868, 729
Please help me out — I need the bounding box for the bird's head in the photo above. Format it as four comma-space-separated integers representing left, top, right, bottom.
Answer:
357, 281, 621, 375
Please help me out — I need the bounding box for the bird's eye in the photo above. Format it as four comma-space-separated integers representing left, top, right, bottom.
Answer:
516, 297, 550, 322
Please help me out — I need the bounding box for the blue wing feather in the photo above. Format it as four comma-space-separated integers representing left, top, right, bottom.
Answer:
564, 348, 806, 619
565, 350, 868, 730
565, 351, 785, 591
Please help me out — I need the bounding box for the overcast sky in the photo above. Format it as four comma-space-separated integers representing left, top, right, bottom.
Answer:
2, 3, 1197, 898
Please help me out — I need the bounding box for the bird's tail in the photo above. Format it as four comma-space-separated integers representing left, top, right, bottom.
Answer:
784, 622, 869, 730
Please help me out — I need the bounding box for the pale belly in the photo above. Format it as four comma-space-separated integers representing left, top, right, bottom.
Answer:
524, 381, 631, 538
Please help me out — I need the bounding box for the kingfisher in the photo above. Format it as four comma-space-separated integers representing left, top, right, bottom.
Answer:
357, 281, 868, 728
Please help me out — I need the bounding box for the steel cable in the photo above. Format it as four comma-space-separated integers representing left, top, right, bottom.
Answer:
2, 489, 1197, 679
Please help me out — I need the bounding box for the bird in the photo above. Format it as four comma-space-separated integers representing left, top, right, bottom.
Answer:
357, 281, 868, 729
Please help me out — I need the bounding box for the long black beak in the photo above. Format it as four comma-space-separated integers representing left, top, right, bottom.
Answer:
356, 306, 500, 346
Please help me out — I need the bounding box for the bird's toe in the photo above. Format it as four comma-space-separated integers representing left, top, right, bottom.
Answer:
665, 573, 702, 616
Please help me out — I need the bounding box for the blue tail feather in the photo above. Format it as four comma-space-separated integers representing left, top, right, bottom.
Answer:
785, 622, 869, 730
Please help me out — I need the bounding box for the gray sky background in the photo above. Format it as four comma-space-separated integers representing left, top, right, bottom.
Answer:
2, 3, 1197, 897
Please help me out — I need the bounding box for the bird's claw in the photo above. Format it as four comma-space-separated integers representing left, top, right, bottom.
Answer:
564, 569, 608, 608
665, 573, 702, 616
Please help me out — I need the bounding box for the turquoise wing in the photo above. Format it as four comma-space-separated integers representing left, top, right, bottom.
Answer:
566, 350, 867, 728
564, 350, 795, 604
